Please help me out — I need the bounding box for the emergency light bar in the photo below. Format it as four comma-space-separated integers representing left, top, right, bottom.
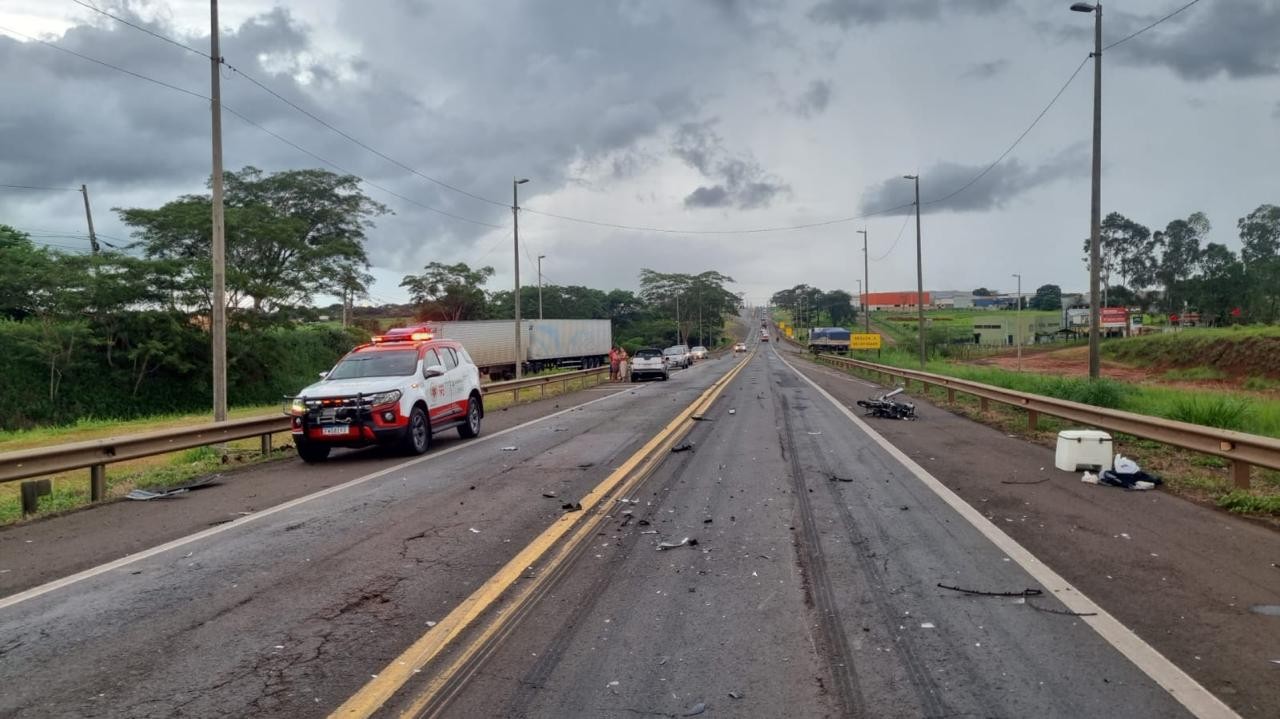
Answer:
371, 325, 434, 343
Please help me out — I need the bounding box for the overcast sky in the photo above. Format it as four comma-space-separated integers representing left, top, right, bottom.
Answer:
1, 0, 1277, 306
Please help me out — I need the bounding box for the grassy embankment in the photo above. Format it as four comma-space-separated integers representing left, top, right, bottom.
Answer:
829, 335, 1280, 519
0, 372, 607, 525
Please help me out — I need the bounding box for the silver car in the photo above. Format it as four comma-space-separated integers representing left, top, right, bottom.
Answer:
663, 345, 691, 369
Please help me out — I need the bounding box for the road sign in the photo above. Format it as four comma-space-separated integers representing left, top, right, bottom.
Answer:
849, 333, 881, 350
1100, 307, 1128, 328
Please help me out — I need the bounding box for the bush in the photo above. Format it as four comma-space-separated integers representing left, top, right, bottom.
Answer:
1215, 491, 1280, 516
1167, 395, 1252, 430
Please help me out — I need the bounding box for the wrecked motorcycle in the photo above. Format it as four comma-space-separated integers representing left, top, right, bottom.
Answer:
856, 387, 918, 420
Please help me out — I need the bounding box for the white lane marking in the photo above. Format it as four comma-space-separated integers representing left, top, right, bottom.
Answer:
774, 348, 1239, 719
0, 385, 648, 611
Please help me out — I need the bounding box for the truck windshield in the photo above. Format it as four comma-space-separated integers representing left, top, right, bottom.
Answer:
327, 350, 419, 379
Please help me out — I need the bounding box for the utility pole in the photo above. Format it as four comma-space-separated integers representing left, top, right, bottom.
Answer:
1012, 273, 1023, 371
904, 174, 925, 368
1073, 1, 1103, 380
675, 294, 681, 346
537, 254, 545, 320
857, 229, 869, 334
512, 178, 529, 379
79, 185, 100, 254
209, 0, 227, 422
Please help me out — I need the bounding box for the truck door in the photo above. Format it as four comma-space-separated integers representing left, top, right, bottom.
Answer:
421, 348, 453, 426
439, 346, 465, 415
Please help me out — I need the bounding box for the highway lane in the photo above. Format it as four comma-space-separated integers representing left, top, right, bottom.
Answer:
378, 347, 1201, 718
0, 357, 737, 718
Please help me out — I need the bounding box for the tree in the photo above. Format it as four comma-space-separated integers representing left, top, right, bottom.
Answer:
118, 166, 386, 314
1156, 212, 1210, 313
401, 261, 494, 321
819, 289, 855, 326
1189, 242, 1245, 324
972, 287, 993, 297
1028, 284, 1062, 311
1238, 204, 1280, 322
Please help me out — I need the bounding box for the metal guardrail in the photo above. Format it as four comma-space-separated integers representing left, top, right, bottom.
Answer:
814, 353, 1280, 490
0, 366, 611, 513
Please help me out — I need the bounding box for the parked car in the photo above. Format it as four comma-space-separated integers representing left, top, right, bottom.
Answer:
629, 347, 669, 381
690, 345, 708, 360
663, 345, 692, 369
759, 330, 770, 343
733, 342, 747, 353
287, 326, 483, 463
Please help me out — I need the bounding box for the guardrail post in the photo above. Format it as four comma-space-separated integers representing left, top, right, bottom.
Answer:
539, 382, 546, 400
980, 397, 989, 412
260, 433, 272, 456
947, 387, 955, 404
21, 479, 51, 515
90, 464, 106, 501
1230, 460, 1251, 490
1026, 409, 1039, 431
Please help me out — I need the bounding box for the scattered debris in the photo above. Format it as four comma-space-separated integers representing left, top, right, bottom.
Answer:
561, 502, 582, 512
1027, 599, 1097, 617
640, 530, 658, 535
552, 427, 568, 432
728, 691, 743, 700
426, 621, 437, 627
807, 431, 823, 436
728, 409, 736, 415
691, 415, 714, 422
683, 702, 707, 716
1001, 477, 1050, 485
899, 505, 909, 511
542, 491, 558, 498
671, 442, 695, 453
937, 583, 1043, 598
920, 622, 935, 629
657, 537, 690, 550
703, 518, 713, 524
828, 474, 855, 483
638, 519, 650, 526
126, 487, 189, 501
501, 446, 518, 452
1087, 455, 1163, 490
1081, 471, 1100, 485
469, 527, 481, 534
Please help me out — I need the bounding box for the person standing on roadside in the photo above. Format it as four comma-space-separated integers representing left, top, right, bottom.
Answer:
609, 346, 620, 382
618, 346, 629, 383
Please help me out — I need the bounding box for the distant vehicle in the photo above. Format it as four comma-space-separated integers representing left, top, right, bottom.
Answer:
733, 342, 747, 353
287, 326, 483, 463
759, 329, 770, 343
808, 326, 852, 354
690, 345, 708, 360
629, 347, 669, 382
663, 345, 692, 368
429, 319, 611, 381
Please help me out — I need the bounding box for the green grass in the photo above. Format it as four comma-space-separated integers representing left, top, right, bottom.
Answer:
0, 403, 282, 453
1244, 376, 1280, 392
1162, 367, 1228, 382
1165, 395, 1252, 431
1216, 491, 1280, 516
1101, 325, 1280, 377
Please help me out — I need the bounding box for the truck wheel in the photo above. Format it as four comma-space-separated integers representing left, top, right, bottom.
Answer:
402, 405, 431, 455
457, 396, 482, 439
295, 439, 330, 464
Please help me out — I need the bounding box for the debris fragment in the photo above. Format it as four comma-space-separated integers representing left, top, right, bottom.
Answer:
561, 502, 582, 512
691, 415, 714, 422
728, 691, 743, 700
542, 491, 558, 498
672, 442, 695, 453
126, 487, 189, 501
1001, 477, 1050, 485
728, 409, 736, 415
937, 582, 1043, 598
920, 622, 935, 629
703, 518, 713, 524
469, 527, 481, 534
657, 537, 690, 550
683, 703, 707, 716
501, 446, 518, 451
828, 474, 855, 483
1027, 599, 1097, 617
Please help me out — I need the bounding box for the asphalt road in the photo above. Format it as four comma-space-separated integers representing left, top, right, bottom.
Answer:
0, 337, 1261, 718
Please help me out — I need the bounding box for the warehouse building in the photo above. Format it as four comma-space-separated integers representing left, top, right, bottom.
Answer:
861, 291, 932, 311
972, 314, 1064, 346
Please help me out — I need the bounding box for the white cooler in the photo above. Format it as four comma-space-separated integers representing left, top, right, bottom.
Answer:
1055, 430, 1113, 471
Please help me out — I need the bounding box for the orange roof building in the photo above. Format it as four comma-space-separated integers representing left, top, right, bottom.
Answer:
861, 291, 931, 310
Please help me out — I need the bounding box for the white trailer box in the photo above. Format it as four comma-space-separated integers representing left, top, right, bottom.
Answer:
1055, 430, 1113, 471
432, 320, 527, 370
528, 320, 611, 362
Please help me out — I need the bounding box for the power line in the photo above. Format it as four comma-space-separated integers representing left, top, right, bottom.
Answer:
1104, 0, 1203, 51
921, 55, 1090, 209
4, 23, 502, 230
69, 0, 210, 59
869, 214, 912, 262
0, 183, 80, 192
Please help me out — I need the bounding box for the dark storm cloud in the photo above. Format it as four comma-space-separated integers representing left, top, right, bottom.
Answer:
785, 79, 832, 117
961, 59, 1010, 80
858, 144, 1088, 215
673, 120, 790, 209
807, 0, 1010, 28
1050, 0, 1280, 81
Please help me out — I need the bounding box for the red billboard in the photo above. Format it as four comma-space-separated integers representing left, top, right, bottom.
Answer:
1100, 307, 1128, 328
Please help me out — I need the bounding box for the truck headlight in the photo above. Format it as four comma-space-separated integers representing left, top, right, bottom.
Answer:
366, 390, 402, 407
290, 398, 306, 415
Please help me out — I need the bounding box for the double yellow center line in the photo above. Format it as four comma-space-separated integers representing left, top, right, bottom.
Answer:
331, 351, 754, 718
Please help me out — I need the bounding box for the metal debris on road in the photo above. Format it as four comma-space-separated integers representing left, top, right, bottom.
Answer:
828, 474, 855, 483
125, 487, 189, 501
657, 537, 691, 550
728, 691, 743, 699
938, 582, 1043, 598
542, 491, 558, 498
671, 442, 695, 453
501, 446, 518, 451
561, 502, 582, 512
683, 702, 707, 716
691, 415, 714, 422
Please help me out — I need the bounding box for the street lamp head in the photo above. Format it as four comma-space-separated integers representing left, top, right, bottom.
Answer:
514, 178, 530, 185
538, 254, 546, 260
902, 174, 918, 180
1070, 2, 1097, 12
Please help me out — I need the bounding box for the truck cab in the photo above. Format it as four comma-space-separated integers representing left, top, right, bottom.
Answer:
287, 326, 484, 463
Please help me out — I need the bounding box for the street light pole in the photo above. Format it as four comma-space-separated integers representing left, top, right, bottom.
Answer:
512, 178, 529, 379
1073, 1, 1103, 380
537, 254, 545, 320
856, 229, 869, 334
1012, 273, 1023, 371
903, 175, 925, 368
